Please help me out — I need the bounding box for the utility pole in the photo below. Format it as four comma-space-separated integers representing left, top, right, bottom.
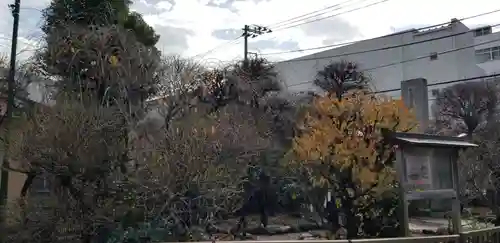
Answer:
242, 24, 272, 66
0, 0, 20, 237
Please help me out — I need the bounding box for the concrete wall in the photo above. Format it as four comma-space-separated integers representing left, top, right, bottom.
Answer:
474, 28, 500, 75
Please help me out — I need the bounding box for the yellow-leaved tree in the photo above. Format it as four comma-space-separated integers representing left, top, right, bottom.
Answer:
291, 90, 416, 238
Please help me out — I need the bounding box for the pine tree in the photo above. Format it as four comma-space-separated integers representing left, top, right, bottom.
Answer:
42, 0, 159, 47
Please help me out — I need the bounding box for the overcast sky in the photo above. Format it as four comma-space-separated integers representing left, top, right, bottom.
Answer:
0, 0, 499, 64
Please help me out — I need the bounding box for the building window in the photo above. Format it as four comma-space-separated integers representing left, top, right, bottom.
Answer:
474, 26, 492, 37
475, 46, 500, 63
32, 173, 50, 193
430, 52, 438, 60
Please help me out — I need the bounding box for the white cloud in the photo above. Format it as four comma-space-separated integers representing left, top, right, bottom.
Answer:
0, 35, 42, 62
0, 0, 499, 64
172, 0, 500, 62
0, 0, 47, 60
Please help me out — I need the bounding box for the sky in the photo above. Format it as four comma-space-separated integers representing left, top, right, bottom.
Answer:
0, 0, 499, 65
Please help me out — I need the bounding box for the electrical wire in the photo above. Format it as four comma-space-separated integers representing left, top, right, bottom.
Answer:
246, 0, 372, 53
288, 73, 500, 98
196, 0, 371, 58
0, 4, 119, 54
371, 73, 500, 95
265, 0, 362, 29
261, 8, 500, 56
278, 22, 500, 64
286, 36, 500, 88
191, 36, 242, 59
15, 8, 46, 57
272, 0, 391, 33
245, 0, 391, 54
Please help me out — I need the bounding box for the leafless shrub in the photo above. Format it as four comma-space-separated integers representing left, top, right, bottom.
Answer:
4, 23, 290, 242
6, 55, 276, 242
7, 95, 266, 241
6, 95, 127, 242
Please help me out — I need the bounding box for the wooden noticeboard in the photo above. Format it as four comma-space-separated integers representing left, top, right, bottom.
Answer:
403, 149, 433, 192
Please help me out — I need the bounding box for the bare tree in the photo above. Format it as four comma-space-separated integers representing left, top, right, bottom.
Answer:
194, 57, 282, 113
6, 44, 279, 242
7, 88, 273, 242
145, 55, 206, 130
459, 120, 500, 225
314, 60, 368, 99
231, 57, 282, 105
429, 81, 500, 226
432, 81, 498, 135
7, 97, 128, 242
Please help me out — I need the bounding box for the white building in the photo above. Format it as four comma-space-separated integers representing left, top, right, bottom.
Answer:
275, 20, 500, 212
275, 19, 498, 107
473, 25, 500, 76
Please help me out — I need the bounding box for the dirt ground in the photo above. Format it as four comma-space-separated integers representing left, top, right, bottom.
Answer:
212, 214, 327, 241
253, 230, 330, 241
212, 209, 496, 241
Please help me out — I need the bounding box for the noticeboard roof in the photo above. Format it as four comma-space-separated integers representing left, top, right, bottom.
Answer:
383, 130, 478, 148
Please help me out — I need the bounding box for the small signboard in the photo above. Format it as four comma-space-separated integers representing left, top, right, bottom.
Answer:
383, 130, 478, 237
404, 153, 432, 192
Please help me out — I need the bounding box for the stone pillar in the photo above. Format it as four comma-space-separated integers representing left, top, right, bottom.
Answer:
401, 78, 434, 214
401, 78, 429, 132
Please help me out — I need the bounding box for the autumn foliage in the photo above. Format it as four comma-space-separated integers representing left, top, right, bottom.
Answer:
291, 91, 416, 237
293, 91, 416, 186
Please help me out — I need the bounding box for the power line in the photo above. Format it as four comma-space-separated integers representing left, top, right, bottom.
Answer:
278, 22, 500, 64
273, 0, 391, 33
0, 35, 39, 47
192, 36, 242, 59
194, 0, 385, 59
193, 24, 273, 60
1, 4, 137, 57
286, 36, 500, 88
262, 39, 362, 56
265, 0, 361, 29
262, 8, 500, 56
207, 0, 375, 57
245, 0, 379, 53
371, 73, 500, 95
288, 73, 500, 96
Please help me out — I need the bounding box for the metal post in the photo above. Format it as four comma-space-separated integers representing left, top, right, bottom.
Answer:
395, 149, 410, 236
451, 151, 462, 234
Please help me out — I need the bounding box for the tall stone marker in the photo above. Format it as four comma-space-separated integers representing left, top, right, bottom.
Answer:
401, 78, 429, 132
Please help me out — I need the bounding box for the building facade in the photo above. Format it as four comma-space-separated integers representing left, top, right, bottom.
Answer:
473, 25, 500, 76
275, 20, 500, 212
275, 19, 497, 122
